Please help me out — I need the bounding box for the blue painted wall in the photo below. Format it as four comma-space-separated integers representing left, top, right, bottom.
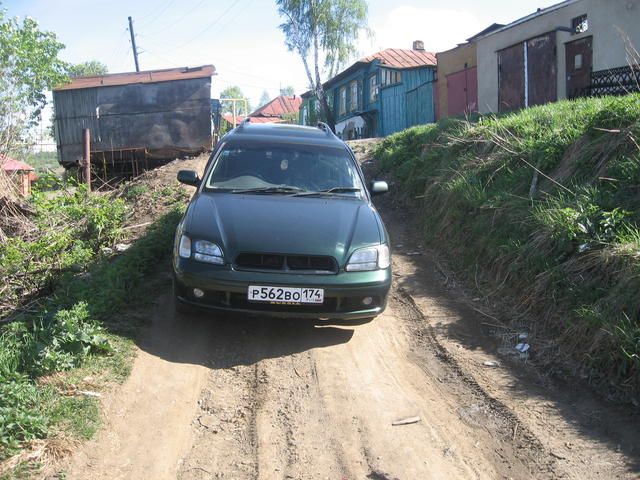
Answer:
300, 61, 436, 137
379, 68, 436, 136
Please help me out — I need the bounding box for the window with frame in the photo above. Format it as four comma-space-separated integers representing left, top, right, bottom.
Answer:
572, 14, 588, 34
369, 75, 378, 102
349, 80, 358, 111
339, 87, 346, 115
380, 69, 402, 86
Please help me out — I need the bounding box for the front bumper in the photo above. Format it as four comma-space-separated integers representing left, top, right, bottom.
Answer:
173, 259, 392, 320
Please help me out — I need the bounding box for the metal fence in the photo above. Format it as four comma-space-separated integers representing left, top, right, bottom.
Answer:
578, 65, 640, 98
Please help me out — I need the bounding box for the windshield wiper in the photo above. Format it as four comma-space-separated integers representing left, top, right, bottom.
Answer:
292, 187, 361, 197
230, 186, 304, 194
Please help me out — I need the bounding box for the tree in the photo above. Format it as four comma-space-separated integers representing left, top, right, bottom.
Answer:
0, 11, 68, 159
276, 0, 368, 130
68, 60, 108, 77
220, 85, 251, 116
280, 85, 295, 96
259, 90, 271, 107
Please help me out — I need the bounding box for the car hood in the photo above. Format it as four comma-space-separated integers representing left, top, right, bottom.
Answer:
184, 192, 383, 265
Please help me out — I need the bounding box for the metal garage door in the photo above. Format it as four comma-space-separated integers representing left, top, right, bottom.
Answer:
498, 43, 525, 112
498, 32, 558, 112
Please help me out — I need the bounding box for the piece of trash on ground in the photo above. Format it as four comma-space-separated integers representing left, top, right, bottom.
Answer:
77, 390, 101, 398
515, 343, 530, 353
405, 252, 423, 256
482, 361, 499, 367
392, 416, 421, 426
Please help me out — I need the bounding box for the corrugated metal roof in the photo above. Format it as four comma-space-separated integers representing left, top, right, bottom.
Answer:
360, 48, 436, 69
250, 95, 303, 118
54, 64, 215, 91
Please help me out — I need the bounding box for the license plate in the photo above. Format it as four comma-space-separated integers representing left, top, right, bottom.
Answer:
247, 285, 324, 304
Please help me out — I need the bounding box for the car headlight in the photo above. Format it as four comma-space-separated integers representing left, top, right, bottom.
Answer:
345, 245, 390, 271
193, 240, 224, 264
178, 235, 224, 265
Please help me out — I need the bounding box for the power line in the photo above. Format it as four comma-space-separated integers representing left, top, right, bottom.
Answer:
108, 28, 130, 66
136, 0, 176, 26
214, 0, 256, 35
171, 0, 244, 51
142, 0, 210, 38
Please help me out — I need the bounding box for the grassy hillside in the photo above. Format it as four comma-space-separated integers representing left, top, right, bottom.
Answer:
376, 94, 640, 401
0, 176, 187, 470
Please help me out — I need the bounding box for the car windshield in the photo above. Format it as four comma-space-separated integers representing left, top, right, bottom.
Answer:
205, 142, 364, 198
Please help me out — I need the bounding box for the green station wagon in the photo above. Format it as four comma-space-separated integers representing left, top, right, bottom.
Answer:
172, 121, 391, 320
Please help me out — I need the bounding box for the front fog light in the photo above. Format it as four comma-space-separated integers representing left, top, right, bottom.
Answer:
362, 296, 373, 306
193, 288, 205, 298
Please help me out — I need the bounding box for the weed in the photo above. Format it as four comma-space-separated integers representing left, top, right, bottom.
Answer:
376, 93, 640, 401
0, 171, 185, 461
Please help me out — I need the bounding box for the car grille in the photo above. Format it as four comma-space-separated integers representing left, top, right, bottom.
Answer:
234, 253, 338, 274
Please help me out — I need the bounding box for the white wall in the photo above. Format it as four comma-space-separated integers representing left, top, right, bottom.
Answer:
476, 0, 640, 113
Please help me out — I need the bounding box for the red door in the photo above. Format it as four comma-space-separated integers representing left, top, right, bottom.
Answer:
446, 66, 478, 116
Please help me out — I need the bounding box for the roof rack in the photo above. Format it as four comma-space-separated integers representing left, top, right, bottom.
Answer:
317, 122, 334, 136
236, 117, 251, 130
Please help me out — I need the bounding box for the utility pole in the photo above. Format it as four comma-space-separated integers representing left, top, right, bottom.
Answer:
128, 16, 140, 72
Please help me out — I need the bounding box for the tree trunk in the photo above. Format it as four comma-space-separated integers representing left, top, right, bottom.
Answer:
316, 88, 335, 131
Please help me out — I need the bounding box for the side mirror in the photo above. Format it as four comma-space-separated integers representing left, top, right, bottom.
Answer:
177, 170, 200, 187
369, 180, 389, 196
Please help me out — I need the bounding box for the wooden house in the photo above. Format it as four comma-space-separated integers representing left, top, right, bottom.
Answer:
300, 43, 437, 138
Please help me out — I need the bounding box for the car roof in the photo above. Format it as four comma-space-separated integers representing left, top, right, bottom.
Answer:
222, 122, 346, 148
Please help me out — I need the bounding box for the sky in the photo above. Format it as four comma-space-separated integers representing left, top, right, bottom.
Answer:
4, 0, 561, 110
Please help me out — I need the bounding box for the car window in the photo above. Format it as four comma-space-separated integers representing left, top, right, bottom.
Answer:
204, 142, 364, 197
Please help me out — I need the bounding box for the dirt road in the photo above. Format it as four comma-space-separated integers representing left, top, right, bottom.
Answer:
61, 151, 639, 480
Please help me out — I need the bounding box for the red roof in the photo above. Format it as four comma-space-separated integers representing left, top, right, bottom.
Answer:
360, 48, 436, 69
246, 116, 285, 124
250, 95, 303, 118
221, 114, 285, 125
54, 65, 215, 91
1, 155, 35, 172
1, 155, 37, 181
222, 113, 246, 125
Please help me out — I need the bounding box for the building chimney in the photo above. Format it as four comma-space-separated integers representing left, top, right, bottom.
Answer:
412, 40, 425, 51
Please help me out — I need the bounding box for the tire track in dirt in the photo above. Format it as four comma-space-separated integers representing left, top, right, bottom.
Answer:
62, 293, 213, 480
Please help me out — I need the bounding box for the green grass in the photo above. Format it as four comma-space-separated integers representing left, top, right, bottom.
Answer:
0, 176, 185, 463
376, 94, 640, 401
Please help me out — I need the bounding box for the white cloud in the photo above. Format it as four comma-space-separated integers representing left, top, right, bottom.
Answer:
360, 6, 487, 55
